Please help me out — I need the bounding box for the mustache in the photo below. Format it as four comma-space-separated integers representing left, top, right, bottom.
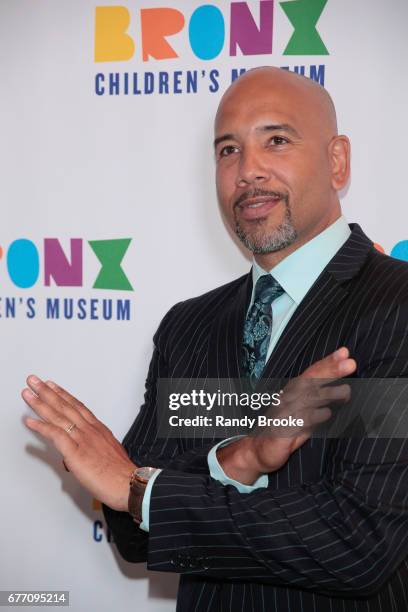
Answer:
234, 188, 289, 209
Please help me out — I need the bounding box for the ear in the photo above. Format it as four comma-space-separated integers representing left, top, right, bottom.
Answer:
328, 135, 350, 190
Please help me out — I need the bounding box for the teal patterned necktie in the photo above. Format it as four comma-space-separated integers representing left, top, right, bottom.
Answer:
242, 274, 284, 387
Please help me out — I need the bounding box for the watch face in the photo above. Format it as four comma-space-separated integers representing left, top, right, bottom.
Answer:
136, 466, 157, 481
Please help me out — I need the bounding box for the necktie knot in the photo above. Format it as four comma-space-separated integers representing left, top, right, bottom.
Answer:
253, 274, 284, 306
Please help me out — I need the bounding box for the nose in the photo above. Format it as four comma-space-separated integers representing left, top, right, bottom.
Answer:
236, 147, 271, 187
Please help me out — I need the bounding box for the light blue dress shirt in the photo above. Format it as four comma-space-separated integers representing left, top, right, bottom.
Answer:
140, 216, 351, 531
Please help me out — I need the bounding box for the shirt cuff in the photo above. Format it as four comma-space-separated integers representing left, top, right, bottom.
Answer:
207, 436, 268, 492
139, 468, 162, 532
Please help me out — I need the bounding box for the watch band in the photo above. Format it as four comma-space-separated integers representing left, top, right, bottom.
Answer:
128, 467, 158, 524
128, 472, 146, 524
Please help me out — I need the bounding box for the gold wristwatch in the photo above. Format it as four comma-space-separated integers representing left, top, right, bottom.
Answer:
128, 466, 158, 524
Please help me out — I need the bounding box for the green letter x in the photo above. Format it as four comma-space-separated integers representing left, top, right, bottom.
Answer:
89, 238, 133, 291
280, 0, 329, 55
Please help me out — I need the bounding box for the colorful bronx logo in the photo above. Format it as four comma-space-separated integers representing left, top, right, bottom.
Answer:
2, 238, 132, 290
0, 238, 133, 321
94, 0, 330, 63
93, 1, 330, 96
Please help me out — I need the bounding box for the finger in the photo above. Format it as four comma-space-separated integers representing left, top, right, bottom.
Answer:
300, 347, 356, 380
307, 406, 332, 426
25, 375, 88, 428
22, 392, 83, 446
257, 405, 331, 438
318, 383, 351, 402
25, 416, 79, 458
293, 406, 334, 432
22, 388, 85, 435
44, 381, 121, 443
299, 383, 351, 408
274, 381, 350, 422
287, 405, 333, 429
22, 388, 70, 429
283, 376, 332, 399
45, 380, 99, 425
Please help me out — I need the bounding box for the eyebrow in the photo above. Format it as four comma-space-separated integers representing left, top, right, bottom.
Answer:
258, 123, 301, 138
213, 123, 301, 148
213, 133, 235, 148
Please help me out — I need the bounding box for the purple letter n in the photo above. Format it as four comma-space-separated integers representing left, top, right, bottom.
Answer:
230, 1, 274, 57
44, 239, 83, 286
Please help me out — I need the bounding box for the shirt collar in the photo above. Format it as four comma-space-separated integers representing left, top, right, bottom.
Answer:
252, 215, 351, 305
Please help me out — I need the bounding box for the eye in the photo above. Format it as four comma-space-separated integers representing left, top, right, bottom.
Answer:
268, 136, 289, 146
218, 144, 239, 158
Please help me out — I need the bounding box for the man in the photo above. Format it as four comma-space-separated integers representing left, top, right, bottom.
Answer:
22, 67, 408, 610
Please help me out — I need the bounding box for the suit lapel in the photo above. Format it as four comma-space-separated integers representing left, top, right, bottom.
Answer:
261, 270, 349, 379
207, 272, 252, 379
262, 223, 374, 379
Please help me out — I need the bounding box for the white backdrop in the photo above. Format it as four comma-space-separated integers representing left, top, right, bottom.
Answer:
1, 1, 407, 610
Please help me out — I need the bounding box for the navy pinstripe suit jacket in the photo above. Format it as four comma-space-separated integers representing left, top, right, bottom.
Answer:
103, 224, 408, 611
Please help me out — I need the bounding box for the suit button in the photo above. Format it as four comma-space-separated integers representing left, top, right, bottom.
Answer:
171, 552, 184, 567
201, 557, 210, 570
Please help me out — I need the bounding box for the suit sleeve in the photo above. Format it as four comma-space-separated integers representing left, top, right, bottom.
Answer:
102, 302, 216, 561
145, 308, 408, 598
140, 437, 268, 533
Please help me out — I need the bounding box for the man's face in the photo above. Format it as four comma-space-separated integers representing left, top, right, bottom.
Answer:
214, 73, 340, 258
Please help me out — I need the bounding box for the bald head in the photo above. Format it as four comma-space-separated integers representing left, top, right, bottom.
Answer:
213, 65, 350, 269
215, 66, 338, 141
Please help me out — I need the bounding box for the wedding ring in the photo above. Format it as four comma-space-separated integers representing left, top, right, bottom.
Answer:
65, 422, 77, 434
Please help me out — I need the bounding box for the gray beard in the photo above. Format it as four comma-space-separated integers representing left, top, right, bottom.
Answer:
235, 204, 297, 254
